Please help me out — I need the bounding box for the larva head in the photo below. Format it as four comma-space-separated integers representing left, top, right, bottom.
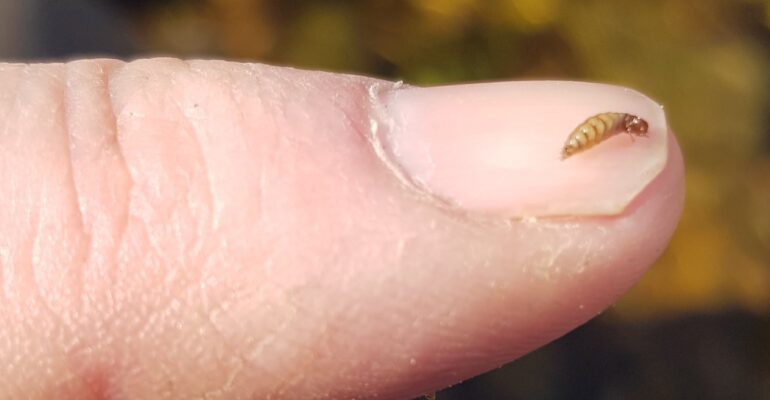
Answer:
561, 138, 580, 159
623, 114, 649, 136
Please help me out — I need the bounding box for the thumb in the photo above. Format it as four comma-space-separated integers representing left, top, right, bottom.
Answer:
0, 58, 683, 399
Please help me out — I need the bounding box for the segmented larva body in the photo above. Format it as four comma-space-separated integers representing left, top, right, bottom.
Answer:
561, 112, 649, 159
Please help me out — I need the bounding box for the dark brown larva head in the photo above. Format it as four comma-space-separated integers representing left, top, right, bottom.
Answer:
623, 114, 649, 136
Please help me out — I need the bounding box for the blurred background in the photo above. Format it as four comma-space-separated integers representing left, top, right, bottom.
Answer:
1, 0, 769, 398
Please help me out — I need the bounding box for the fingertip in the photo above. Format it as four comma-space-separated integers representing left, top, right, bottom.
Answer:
392, 129, 685, 397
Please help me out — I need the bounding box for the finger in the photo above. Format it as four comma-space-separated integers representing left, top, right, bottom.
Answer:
0, 59, 683, 399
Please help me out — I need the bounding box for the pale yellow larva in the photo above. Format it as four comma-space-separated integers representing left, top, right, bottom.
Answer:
561, 113, 649, 160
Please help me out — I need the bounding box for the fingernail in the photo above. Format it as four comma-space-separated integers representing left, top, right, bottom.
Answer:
370, 81, 668, 217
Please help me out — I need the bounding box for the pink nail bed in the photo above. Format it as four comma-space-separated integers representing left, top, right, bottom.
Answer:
372, 81, 668, 217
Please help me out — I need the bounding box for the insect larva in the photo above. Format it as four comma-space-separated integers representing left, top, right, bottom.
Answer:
561, 112, 649, 160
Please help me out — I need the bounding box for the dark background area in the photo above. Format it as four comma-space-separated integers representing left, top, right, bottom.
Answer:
1, 0, 769, 398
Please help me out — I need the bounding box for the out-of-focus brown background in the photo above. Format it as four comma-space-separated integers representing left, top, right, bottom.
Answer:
1, 0, 769, 398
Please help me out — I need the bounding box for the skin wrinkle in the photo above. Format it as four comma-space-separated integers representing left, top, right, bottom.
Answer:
188, 61, 263, 255
121, 75, 197, 293
108, 61, 187, 398
104, 59, 135, 327
27, 65, 78, 330
182, 63, 223, 233
3, 65, 59, 398
180, 64, 287, 396
109, 59, 302, 396
207, 62, 278, 234
62, 62, 90, 328
93, 61, 130, 327
172, 66, 214, 286
185, 61, 246, 253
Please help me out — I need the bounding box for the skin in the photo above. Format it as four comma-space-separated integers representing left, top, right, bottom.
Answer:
0, 58, 684, 399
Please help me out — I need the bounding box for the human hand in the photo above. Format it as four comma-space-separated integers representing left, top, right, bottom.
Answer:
0, 58, 683, 399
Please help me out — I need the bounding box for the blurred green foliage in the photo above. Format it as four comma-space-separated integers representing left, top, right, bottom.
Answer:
136, 0, 770, 319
